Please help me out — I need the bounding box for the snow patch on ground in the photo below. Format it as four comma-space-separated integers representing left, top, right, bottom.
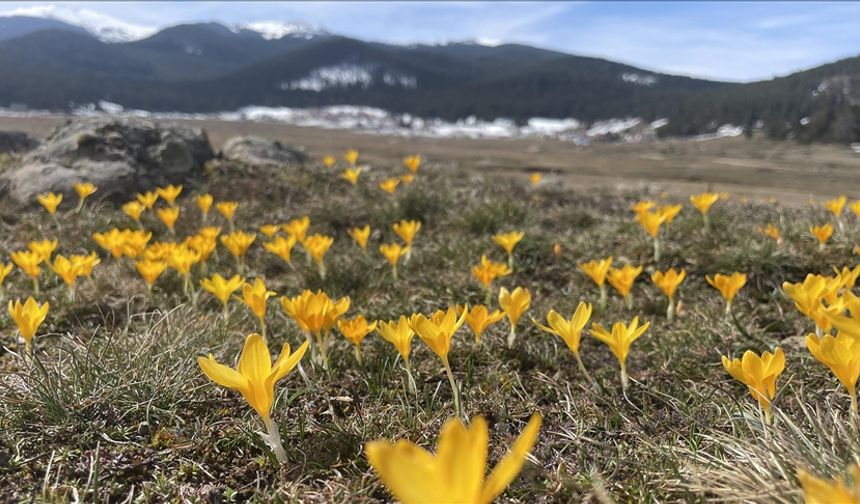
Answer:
281, 64, 417, 92
1, 103, 726, 144
621, 73, 658, 86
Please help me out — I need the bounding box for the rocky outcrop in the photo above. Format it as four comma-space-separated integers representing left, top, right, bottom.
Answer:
221, 135, 308, 168
0, 131, 41, 155
1, 117, 214, 203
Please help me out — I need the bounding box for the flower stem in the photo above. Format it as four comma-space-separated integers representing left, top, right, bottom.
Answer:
262, 416, 288, 464
442, 357, 462, 419
667, 298, 675, 321
404, 358, 417, 395
653, 237, 661, 262
32, 277, 40, 296
353, 345, 364, 366
851, 389, 858, 418
507, 322, 517, 348
625, 294, 633, 311
598, 284, 607, 311
620, 361, 629, 392
574, 352, 597, 390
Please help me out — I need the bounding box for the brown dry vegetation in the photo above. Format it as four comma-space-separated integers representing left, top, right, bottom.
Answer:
0, 125, 859, 502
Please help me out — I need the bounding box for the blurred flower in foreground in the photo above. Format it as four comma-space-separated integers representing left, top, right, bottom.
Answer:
797, 465, 860, 504
198, 333, 308, 464
721, 347, 784, 424
365, 413, 542, 504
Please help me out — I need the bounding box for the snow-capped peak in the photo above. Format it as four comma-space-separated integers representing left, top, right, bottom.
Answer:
236, 21, 328, 40
0, 4, 156, 42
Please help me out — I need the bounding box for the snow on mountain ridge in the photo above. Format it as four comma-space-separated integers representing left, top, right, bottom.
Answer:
280, 64, 417, 92
236, 21, 328, 40
0, 4, 155, 42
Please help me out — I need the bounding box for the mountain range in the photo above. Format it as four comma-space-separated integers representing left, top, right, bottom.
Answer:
0, 15, 858, 142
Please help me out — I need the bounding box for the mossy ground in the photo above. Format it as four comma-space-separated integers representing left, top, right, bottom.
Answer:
0, 156, 857, 502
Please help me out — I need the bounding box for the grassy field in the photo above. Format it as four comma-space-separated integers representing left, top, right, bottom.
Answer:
1, 134, 860, 502
4, 115, 860, 203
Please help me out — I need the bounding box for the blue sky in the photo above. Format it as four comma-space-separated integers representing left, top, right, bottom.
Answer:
2, 2, 860, 82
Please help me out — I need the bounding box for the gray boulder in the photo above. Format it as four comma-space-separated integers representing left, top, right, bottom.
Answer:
1, 117, 214, 203
0, 131, 41, 155
222, 135, 308, 168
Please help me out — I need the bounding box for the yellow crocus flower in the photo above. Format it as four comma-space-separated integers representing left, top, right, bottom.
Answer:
393, 220, 421, 248
349, 225, 371, 251
706, 272, 747, 317
344, 148, 359, 166
11, 250, 43, 294
528, 172, 542, 186
216, 201, 239, 224
302, 234, 334, 278
797, 465, 860, 504
280, 289, 349, 369
631, 200, 656, 215
365, 413, 542, 504
36, 192, 62, 216
283, 215, 310, 242
341, 168, 361, 185
156, 206, 180, 232
825, 195, 847, 219
657, 203, 682, 227
810, 223, 833, 250
783, 274, 842, 334
578, 257, 613, 310
403, 154, 421, 173
607, 264, 643, 309
651, 268, 686, 320
135, 259, 167, 290
850, 201, 860, 219
49, 255, 80, 292
464, 304, 505, 343
196, 193, 213, 219
166, 246, 201, 295
471, 255, 511, 292
259, 224, 280, 238
756, 224, 781, 244
807, 333, 860, 415
185, 234, 217, 263
0, 262, 14, 290
70, 252, 100, 279
263, 235, 297, 267
689, 191, 720, 229
156, 184, 183, 206
493, 230, 524, 269
591, 316, 650, 391
322, 155, 336, 168
533, 302, 594, 383
28, 239, 58, 263
636, 210, 665, 260
379, 178, 400, 194
338, 315, 377, 364
8, 296, 49, 351
197, 333, 308, 463
200, 273, 244, 312
242, 278, 276, 337
400, 173, 415, 185
136, 191, 158, 209
380, 243, 405, 280
220, 231, 256, 273
122, 201, 144, 224
499, 287, 531, 348
721, 347, 784, 424
73, 182, 97, 212
410, 305, 469, 416
376, 316, 414, 362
